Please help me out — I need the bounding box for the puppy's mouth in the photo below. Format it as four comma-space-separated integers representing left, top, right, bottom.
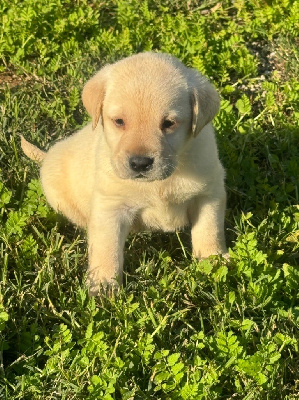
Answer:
135, 173, 146, 179
132, 173, 157, 182
131, 165, 175, 182
112, 156, 177, 181
117, 169, 173, 182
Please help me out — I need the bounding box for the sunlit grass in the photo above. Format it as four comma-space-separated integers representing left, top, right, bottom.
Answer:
0, 0, 298, 399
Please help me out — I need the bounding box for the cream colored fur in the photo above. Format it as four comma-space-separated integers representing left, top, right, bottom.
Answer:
21, 52, 227, 295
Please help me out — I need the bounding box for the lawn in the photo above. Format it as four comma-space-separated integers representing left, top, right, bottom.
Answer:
0, 0, 298, 399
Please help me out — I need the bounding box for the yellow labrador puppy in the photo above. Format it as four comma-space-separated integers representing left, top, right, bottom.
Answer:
21, 52, 227, 295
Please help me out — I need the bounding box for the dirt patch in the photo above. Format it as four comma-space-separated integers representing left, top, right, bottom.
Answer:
249, 37, 299, 82
0, 70, 40, 89
0, 72, 23, 88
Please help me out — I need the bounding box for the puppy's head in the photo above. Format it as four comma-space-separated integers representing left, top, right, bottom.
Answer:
82, 53, 220, 181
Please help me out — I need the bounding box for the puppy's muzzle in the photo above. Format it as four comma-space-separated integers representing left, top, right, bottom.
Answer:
129, 155, 154, 173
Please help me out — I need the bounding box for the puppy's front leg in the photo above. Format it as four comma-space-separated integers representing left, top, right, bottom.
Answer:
190, 190, 227, 259
87, 201, 132, 295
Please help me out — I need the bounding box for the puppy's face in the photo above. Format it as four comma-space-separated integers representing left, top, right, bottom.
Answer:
82, 53, 220, 182
102, 62, 192, 181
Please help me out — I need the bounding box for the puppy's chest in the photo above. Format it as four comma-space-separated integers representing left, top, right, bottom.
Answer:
134, 200, 189, 232
133, 177, 203, 232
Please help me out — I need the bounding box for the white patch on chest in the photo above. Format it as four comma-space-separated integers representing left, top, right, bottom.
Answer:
137, 201, 190, 231
132, 174, 207, 232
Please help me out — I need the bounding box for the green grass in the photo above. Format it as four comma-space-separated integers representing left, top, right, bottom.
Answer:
0, 0, 298, 398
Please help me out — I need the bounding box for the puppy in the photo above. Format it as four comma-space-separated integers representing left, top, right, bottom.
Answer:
21, 52, 227, 295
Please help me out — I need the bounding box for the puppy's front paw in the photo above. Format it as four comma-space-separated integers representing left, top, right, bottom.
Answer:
86, 270, 121, 297
193, 245, 228, 260
88, 281, 120, 297
222, 252, 230, 261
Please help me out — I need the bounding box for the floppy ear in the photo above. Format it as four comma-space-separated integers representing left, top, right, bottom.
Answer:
188, 69, 220, 136
82, 64, 112, 130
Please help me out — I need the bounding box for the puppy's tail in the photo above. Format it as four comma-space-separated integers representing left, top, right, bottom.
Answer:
21, 136, 46, 163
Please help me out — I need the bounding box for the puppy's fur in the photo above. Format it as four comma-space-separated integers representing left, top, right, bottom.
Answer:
21, 52, 227, 295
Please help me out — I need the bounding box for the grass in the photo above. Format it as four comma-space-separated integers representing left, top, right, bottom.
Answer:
0, 0, 298, 398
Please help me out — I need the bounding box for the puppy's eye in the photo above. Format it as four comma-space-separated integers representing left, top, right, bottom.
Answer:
114, 118, 125, 127
162, 119, 175, 131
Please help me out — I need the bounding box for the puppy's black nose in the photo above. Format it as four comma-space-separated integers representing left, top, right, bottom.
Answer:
129, 156, 154, 173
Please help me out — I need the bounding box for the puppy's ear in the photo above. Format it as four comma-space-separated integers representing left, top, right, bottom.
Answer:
188, 69, 220, 136
82, 65, 112, 130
